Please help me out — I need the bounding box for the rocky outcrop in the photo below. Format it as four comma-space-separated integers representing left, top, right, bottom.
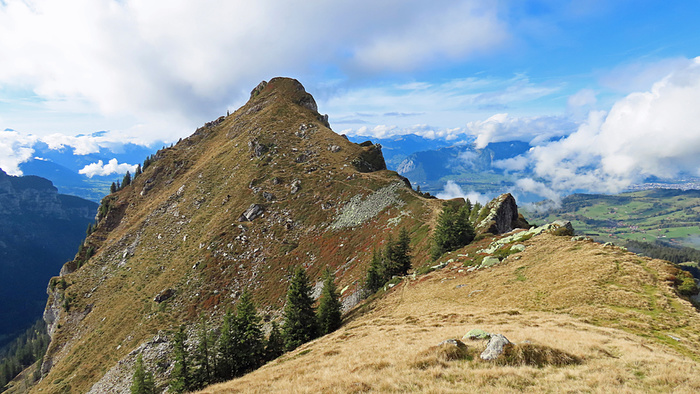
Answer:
475, 193, 530, 235
352, 142, 387, 173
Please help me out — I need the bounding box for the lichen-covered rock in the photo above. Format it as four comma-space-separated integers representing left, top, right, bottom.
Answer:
480, 334, 512, 361
463, 329, 491, 340
546, 220, 575, 236
480, 256, 501, 268
475, 193, 530, 235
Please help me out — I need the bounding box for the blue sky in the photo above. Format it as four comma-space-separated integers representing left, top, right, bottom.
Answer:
1, 0, 700, 198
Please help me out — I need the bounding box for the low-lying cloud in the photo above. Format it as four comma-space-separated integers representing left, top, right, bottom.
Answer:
79, 159, 138, 178
436, 180, 489, 204
498, 57, 700, 198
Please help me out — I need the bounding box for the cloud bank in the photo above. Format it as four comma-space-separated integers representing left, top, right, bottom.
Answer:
0, 0, 510, 141
507, 57, 700, 196
79, 159, 138, 178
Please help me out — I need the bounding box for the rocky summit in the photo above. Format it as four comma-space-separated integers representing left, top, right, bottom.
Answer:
30, 78, 440, 393
15, 78, 700, 393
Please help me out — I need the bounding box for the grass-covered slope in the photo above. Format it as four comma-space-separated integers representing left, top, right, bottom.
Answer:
202, 233, 700, 393
33, 78, 439, 393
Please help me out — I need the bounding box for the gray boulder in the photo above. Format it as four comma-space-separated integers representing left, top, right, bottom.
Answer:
239, 204, 264, 222
480, 334, 512, 361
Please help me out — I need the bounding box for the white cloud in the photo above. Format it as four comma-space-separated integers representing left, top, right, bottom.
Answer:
353, 2, 508, 71
436, 180, 489, 204
512, 57, 700, 196
466, 113, 575, 149
0, 130, 37, 175
346, 124, 468, 140
79, 159, 138, 178
0, 1, 512, 141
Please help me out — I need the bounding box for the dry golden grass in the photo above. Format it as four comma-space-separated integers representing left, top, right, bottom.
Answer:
199, 235, 700, 393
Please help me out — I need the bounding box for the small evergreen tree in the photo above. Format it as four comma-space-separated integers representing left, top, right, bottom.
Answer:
110, 182, 117, 194
122, 171, 132, 188
394, 227, 412, 275
469, 202, 482, 223
316, 268, 342, 335
216, 309, 236, 381
135, 164, 142, 178
232, 289, 264, 375
431, 203, 475, 260
169, 325, 190, 393
282, 266, 318, 351
264, 321, 285, 362
191, 316, 212, 389
365, 248, 384, 295
131, 354, 155, 394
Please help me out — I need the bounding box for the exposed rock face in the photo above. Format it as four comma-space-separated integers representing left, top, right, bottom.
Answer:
475, 193, 530, 235
352, 142, 387, 173
0, 169, 97, 344
480, 334, 512, 360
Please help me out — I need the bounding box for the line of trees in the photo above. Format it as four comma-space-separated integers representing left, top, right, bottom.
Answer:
131, 266, 343, 393
0, 320, 49, 390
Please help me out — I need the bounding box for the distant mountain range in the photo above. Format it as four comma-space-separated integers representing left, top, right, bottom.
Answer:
0, 169, 97, 347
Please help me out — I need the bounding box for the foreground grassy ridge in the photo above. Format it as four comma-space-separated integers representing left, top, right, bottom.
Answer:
33, 78, 440, 393
528, 189, 700, 248
201, 234, 700, 393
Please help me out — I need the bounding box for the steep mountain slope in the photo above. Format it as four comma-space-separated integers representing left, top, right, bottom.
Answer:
202, 233, 700, 393
0, 169, 97, 347
32, 78, 440, 393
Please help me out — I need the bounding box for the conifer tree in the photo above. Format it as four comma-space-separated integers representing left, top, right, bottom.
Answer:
282, 266, 318, 351
264, 321, 285, 362
317, 268, 342, 335
232, 289, 264, 375
192, 316, 212, 389
122, 171, 132, 188
110, 182, 117, 194
135, 164, 142, 178
365, 248, 385, 295
169, 325, 190, 393
431, 203, 475, 260
394, 227, 412, 275
131, 354, 155, 394
216, 309, 236, 381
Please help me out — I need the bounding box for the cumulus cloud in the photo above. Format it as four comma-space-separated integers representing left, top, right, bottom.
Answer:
0, 130, 37, 175
510, 57, 700, 196
78, 159, 138, 178
466, 113, 575, 149
436, 180, 489, 204
0, 0, 512, 141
